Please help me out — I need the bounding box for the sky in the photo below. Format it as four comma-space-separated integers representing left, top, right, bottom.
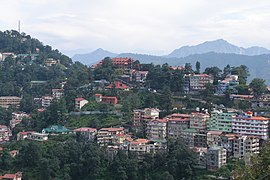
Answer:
1, 0, 270, 56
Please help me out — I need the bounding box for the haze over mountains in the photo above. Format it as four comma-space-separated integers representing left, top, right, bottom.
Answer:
71, 39, 270, 84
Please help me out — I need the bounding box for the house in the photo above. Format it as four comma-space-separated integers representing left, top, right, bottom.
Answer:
167, 114, 190, 139
1, 172, 22, 180
95, 94, 118, 105
207, 147, 227, 171
207, 110, 235, 133
75, 98, 89, 110
216, 75, 239, 95
0, 96, 21, 108
97, 127, 124, 146
42, 125, 71, 135
28, 132, 48, 141
190, 112, 209, 130
52, 88, 64, 100
0, 125, 12, 143
184, 74, 214, 94
73, 127, 97, 142
232, 112, 270, 139
146, 119, 167, 140
17, 131, 48, 141
0, 52, 15, 61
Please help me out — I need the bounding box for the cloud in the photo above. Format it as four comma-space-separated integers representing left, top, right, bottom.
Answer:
0, 0, 270, 55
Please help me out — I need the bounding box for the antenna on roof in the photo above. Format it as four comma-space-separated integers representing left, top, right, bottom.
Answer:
18, 20, 21, 34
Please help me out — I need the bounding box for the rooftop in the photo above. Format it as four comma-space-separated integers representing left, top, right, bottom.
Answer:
74, 127, 97, 132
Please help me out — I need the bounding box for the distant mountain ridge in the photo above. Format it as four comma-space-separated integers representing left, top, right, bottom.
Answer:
167, 39, 270, 58
72, 48, 118, 65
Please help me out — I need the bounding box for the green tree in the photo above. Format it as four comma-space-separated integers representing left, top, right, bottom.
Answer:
249, 78, 267, 98
204, 66, 222, 85
195, 61, 201, 74
231, 65, 249, 85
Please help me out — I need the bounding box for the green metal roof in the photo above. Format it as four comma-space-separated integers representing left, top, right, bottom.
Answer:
43, 125, 70, 133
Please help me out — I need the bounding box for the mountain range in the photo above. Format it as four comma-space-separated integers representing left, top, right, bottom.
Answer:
71, 39, 270, 84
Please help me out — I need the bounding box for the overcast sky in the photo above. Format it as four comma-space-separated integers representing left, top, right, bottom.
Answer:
1, 0, 270, 56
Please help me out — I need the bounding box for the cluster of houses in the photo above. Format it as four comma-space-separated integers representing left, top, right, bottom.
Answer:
132, 108, 270, 171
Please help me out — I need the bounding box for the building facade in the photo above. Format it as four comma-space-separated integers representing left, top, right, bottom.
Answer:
207, 110, 235, 133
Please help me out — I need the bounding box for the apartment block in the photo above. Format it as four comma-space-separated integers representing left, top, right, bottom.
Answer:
190, 112, 209, 130
167, 114, 190, 139
133, 108, 159, 128
0, 125, 12, 143
216, 75, 239, 95
207, 147, 227, 171
97, 127, 124, 146
146, 119, 167, 140
233, 135, 260, 159
207, 131, 223, 147
184, 74, 214, 94
207, 110, 235, 133
52, 88, 64, 100
73, 127, 97, 142
75, 98, 89, 110
232, 112, 269, 139
0, 96, 21, 108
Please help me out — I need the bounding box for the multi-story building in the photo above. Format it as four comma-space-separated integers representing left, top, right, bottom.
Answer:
95, 94, 118, 105
73, 127, 97, 142
97, 127, 124, 146
194, 131, 207, 147
220, 133, 237, 157
133, 71, 148, 83
207, 131, 223, 147
0, 125, 12, 143
207, 110, 235, 133
133, 108, 159, 128
193, 147, 208, 169
232, 112, 269, 139
207, 147, 227, 171
10, 112, 30, 128
106, 81, 130, 90
146, 119, 167, 140
75, 98, 89, 110
180, 128, 197, 147
42, 125, 71, 135
52, 88, 64, 100
167, 114, 190, 139
233, 135, 260, 159
190, 112, 209, 130
0, 96, 21, 108
216, 75, 239, 95
41, 96, 54, 108
111, 57, 133, 69
184, 74, 214, 94
44, 58, 60, 66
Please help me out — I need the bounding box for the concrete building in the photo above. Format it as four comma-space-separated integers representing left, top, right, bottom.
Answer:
207, 147, 227, 171
216, 75, 239, 95
167, 114, 190, 139
207, 110, 235, 133
0, 125, 12, 143
233, 135, 260, 159
180, 128, 197, 147
207, 131, 223, 147
133, 108, 159, 128
95, 94, 118, 105
194, 147, 208, 169
97, 127, 124, 146
73, 127, 97, 142
190, 112, 209, 130
232, 112, 270, 139
184, 74, 214, 94
194, 131, 207, 148
52, 88, 64, 100
133, 71, 148, 83
41, 96, 54, 108
0, 96, 21, 108
75, 98, 89, 110
146, 119, 167, 140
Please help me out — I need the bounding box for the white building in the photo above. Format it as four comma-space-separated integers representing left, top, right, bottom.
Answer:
233, 135, 260, 159
146, 119, 167, 140
74, 98, 89, 110
41, 96, 54, 107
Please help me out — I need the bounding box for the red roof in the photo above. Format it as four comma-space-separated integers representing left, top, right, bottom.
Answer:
207, 131, 223, 135
3, 174, 16, 179
99, 127, 124, 132
73, 127, 97, 132
106, 81, 129, 90
75, 97, 85, 101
